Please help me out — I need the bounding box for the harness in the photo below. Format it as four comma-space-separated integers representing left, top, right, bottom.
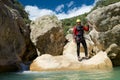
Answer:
76, 26, 84, 42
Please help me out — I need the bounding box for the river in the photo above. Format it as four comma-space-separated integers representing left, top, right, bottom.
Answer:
0, 67, 120, 80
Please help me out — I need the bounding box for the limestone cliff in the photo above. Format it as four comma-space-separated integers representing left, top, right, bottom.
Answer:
87, 2, 120, 66
0, 0, 37, 72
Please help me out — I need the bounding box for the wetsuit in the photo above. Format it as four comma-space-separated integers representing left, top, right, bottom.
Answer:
73, 25, 89, 58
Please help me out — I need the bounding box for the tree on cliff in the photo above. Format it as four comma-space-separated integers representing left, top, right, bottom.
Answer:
92, 0, 120, 10
11, 0, 31, 23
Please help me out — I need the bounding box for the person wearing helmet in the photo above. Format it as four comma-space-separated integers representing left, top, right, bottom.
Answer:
73, 19, 89, 61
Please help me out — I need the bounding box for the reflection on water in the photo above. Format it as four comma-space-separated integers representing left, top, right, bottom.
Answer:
0, 67, 120, 80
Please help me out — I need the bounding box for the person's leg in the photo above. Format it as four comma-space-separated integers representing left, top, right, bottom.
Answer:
76, 41, 82, 61
77, 42, 80, 58
81, 39, 88, 57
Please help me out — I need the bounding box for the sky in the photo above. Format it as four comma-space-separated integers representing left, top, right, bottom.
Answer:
18, 0, 98, 20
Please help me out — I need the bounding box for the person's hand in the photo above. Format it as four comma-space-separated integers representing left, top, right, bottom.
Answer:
87, 21, 94, 29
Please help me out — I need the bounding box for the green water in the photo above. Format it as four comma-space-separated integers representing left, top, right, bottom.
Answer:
0, 67, 120, 80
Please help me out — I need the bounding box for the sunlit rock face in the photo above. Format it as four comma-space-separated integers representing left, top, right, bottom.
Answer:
87, 2, 120, 66
30, 15, 66, 56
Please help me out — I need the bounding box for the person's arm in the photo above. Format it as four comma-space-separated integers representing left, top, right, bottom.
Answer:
87, 21, 93, 30
73, 27, 77, 39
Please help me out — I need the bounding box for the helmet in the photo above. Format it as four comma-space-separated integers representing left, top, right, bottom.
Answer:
76, 19, 81, 23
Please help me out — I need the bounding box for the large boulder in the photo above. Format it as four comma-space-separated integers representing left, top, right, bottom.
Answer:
30, 40, 112, 71
0, 0, 37, 72
87, 2, 120, 66
30, 15, 66, 56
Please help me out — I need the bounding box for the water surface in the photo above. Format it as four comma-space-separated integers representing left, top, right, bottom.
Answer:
0, 67, 120, 80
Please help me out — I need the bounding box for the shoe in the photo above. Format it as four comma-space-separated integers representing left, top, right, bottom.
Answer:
82, 56, 89, 60
86, 56, 90, 59
78, 57, 82, 61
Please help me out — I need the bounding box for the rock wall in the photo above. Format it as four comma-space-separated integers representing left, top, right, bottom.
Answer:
30, 15, 66, 56
87, 2, 120, 32
87, 2, 120, 66
0, 0, 37, 72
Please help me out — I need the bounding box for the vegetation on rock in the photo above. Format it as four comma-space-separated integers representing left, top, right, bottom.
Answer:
11, 0, 31, 23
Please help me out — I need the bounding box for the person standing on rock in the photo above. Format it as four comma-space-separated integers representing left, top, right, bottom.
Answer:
73, 19, 89, 61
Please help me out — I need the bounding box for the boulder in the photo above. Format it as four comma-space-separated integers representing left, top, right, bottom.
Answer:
87, 2, 120, 66
30, 15, 66, 56
30, 50, 112, 71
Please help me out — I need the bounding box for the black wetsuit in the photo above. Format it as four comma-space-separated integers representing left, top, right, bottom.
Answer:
75, 26, 88, 58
